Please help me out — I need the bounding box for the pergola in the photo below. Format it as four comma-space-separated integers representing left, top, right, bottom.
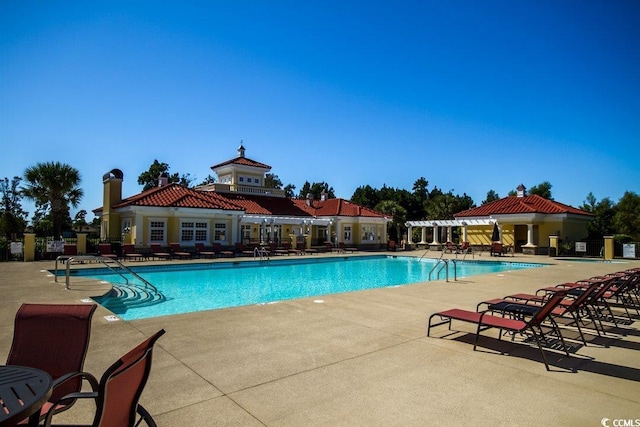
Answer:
405, 219, 496, 245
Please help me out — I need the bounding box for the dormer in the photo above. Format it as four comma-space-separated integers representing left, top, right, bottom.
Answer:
202, 143, 286, 197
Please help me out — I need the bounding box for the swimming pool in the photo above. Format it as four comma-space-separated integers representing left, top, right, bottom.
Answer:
81, 255, 544, 320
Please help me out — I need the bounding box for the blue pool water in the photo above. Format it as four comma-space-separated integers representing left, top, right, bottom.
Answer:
82, 255, 544, 320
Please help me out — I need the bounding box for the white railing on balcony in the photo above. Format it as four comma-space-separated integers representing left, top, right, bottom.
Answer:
198, 183, 286, 197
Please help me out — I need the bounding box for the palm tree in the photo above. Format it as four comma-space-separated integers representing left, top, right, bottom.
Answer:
22, 162, 83, 237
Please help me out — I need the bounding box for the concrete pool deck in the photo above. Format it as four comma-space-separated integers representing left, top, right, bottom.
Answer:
1, 251, 639, 426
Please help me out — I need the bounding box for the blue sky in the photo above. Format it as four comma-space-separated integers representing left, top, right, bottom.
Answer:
1, 1, 639, 221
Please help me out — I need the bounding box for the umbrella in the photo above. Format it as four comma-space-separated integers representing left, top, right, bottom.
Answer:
491, 222, 500, 242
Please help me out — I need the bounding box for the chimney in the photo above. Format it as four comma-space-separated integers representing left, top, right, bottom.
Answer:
516, 184, 526, 198
158, 173, 169, 187
238, 141, 245, 158
306, 193, 314, 206
320, 190, 327, 201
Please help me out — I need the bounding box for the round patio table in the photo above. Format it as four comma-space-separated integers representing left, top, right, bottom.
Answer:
0, 365, 52, 427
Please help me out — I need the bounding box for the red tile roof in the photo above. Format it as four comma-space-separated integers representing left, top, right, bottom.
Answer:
112, 184, 244, 210
109, 185, 387, 219
210, 156, 271, 170
294, 198, 387, 217
455, 195, 592, 217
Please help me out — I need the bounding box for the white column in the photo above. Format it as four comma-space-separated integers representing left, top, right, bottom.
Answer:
431, 226, 440, 244
527, 224, 534, 246
420, 227, 427, 244
462, 224, 468, 243
447, 226, 452, 242
407, 226, 412, 245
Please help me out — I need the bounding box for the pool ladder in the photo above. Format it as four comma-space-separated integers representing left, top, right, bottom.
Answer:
254, 246, 270, 261
428, 255, 458, 282
54, 255, 164, 299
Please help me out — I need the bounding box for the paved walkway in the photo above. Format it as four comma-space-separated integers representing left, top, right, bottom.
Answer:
1, 252, 639, 426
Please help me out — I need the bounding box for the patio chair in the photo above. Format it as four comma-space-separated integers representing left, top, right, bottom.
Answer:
122, 244, 145, 261
150, 243, 171, 260
443, 241, 457, 254
490, 242, 503, 256
213, 242, 235, 257
6, 303, 97, 423
169, 243, 192, 259
195, 243, 216, 259
42, 329, 166, 427
98, 243, 118, 260
428, 291, 570, 370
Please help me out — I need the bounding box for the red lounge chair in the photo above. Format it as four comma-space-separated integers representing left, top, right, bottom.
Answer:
195, 243, 216, 259
98, 243, 118, 260
6, 303, 97, 424
170, 243, 192, 259
235, 243, 254, 257
443, 242, 457, 254
478, 281, 605, 345
42, 329, 165, 427
150, 244, 171, 260
428, 291, 570, 370
122, 244, 144, 261
213, 242, 234, 257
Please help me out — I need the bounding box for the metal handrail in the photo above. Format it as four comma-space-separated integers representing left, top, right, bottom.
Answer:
254, 246, 270, 261
56, 255, 161, 296
429, 259, 449, 281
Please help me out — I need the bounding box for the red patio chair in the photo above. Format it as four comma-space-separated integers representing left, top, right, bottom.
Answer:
98, 243, 118, 260
428, 291, 570, 370
6, 303, 97, 423
42, 329, 166, 427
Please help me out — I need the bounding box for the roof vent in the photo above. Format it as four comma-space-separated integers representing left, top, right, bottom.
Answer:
516, 184, 526, 198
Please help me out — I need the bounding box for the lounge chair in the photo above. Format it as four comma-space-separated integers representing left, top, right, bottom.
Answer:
478, 280, 606, 345
150, 244, 171, 260
428, 291, 570, 370
213, 242, 234, 258
275, 243, 291, 256
42, 329, 166, 427
122, 244, 144, 261
170, 243, 192, 259
6, 303, 97, 424
235, 243, 254, 257
98, 243, 118, 260
338, 242, 358, 253
195, 243, 216, 259
63, 244, 78, 256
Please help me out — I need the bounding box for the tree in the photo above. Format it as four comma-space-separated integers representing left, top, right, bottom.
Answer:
22, 162, 83, 237
613, 191, 640, 240
197, 175, 216, 186
351, 185, 380, 209
264, 173, 283, 189
482, 189, 500, 205
374, 200, 407, 242
297, 181, 335, 200
580, 192, 616, 238
0, 176, 28, 238
137, 160, 194, 191
529, 181, 553, 199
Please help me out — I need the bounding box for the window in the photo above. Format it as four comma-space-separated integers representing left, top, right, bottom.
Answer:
149, 221, 166, 243
241, 224, 252, 243
362, 225, 376, 241
254, 178, 260, 185
239, 176, 244, 183
343, 225, 352, 242
180, 221, 208, 243
214, 223, 227, 242
246, 177, 252, 183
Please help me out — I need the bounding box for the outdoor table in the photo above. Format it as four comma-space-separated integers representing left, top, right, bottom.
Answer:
0, 365, 52, 427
